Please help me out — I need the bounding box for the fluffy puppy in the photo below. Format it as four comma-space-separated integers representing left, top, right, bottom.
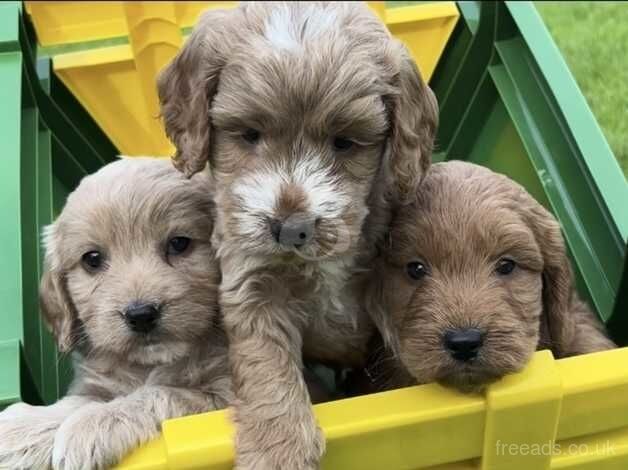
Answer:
366, 161, 616, 393
157, 2, 437, 468
0, 158, 233, 470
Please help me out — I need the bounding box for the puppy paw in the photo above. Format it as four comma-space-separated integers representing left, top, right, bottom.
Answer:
0, 402, 58, 469
52, 402, 158, 470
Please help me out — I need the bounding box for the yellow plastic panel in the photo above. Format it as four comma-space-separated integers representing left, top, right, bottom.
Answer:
24, 1, 236, 47
386, 3, 460, 81
53, 46, 174, 156
49, 2, 459, 156
117, 349, 628, 470
117, 437, 168, 470
481, 350, 562, 470
123, 2, 182, 152
556, 348, 628, 440
319, 385, 484, 469
551, 426, 628, 470
367, 2, 387, 22
25, 1, 127, 47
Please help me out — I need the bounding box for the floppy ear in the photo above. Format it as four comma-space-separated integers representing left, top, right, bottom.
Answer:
364, 257, 401, 356
157, 8, 238, 177
40, 270, 75, 353
387, 43, 439, 204
525, 202, 577, 358
39, 225, 76, 353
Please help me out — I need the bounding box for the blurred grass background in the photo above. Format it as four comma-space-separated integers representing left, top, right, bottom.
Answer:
535, 2, 628, 177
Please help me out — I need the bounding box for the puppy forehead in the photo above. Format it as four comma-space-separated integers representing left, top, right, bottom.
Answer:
213, 2, 392, 133
57, 159, 212, 249
392, 166, 539, 262
262, 2, 340, 51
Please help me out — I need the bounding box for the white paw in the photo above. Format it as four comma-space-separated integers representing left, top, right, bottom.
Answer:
52, 402, 158, 470
0, 403, 58, 469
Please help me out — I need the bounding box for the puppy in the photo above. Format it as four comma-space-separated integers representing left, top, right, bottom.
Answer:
0, 158, 233, 470
366, 161, 616, 393
157, 2, 438, 468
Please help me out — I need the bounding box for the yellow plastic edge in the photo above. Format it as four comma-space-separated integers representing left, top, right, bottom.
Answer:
117, 349, 628, 470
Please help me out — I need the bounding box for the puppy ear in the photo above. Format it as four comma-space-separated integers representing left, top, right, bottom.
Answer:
39, 225, 75, 353
525, 202, 576, 357
157, 8, 237, 177
387, 43, 439, 204
364, 258, 401, 355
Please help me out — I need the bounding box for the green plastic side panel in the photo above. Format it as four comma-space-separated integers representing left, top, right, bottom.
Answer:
0, 341, 21, 407
20, 79, 44, 404
0, 2, 19, 52
0, 3, 118, 407
506, 1, 628, 241
0, 5, 24, 407
608, 248, 628, 345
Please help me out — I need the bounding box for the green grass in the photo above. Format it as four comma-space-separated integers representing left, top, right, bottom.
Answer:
535, 2, 628, 177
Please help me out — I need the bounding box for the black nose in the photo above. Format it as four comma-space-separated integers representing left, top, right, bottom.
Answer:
124, 302, 160, 333
444, 328, 484, 362
269, 216, 315, 248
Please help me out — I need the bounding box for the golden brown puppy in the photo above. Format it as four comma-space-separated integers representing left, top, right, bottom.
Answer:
366, 161, 615, 393
157, 2, 438, 468
0, 158, 233, 470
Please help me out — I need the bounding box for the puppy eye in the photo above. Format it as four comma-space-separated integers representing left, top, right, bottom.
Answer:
81, 251, 103, 271
406, 261, 428, 281
167, 236, 191, 255
496, 258, 517, 275
242, 128, 261, 144
333, 136, 354, 151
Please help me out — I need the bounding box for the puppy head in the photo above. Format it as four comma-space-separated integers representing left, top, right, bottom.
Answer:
158, 2, 438, 259
368, 161, 577, 392
40, 158, 219, 365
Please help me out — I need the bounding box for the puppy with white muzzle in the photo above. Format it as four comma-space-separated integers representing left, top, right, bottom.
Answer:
0, 158, 233, 470
365, 161, 616, 393
157, 2, 438, 468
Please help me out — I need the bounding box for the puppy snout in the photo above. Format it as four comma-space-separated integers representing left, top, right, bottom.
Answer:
124, 302, 161, 333
269, 215, 316, 249
444, 328, 484, 362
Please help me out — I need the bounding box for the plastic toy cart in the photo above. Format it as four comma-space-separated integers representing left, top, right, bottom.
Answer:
1, 1, 627, 469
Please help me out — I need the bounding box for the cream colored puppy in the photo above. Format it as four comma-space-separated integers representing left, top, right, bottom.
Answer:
0, 158, 232, 470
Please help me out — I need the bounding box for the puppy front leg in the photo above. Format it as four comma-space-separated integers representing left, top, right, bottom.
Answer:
226, 302, 324, 470
0, 395, 92, 469
52, 386, 218, 470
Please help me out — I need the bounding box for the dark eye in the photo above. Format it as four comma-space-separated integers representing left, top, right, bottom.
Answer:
333, 136, 354, 151
406, 261, 428, 280
242, 128, 260, 144
168, 236, 191, 255
496, 258, 517, 275
81, 251, 103, 271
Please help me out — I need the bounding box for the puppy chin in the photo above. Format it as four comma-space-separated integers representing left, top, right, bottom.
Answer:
126, 342, 190, 366
435, 361, 523, 394
437, 370, 498, 394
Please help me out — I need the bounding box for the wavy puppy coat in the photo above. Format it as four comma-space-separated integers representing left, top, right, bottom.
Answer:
0, 158, 233, 470
366, 161, 615, 393
157, 2, 438, 468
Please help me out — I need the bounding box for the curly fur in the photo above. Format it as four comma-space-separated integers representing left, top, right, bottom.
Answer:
365, 161, 616, 394
157, 2, 438, 468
